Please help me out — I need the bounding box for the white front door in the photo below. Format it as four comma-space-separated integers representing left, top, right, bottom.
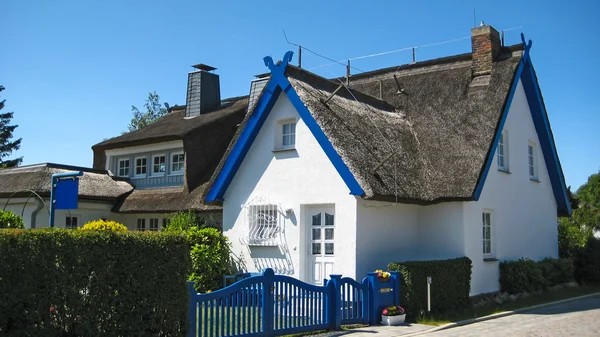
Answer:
307, 207, 335, 285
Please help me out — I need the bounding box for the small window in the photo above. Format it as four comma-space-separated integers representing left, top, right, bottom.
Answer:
482, 211, 492, 256
528, 142, 538, 180
135, 157, 147, 177
248, 204, 279, 244
149, 218, 159, 231
497, 131, 509, 171
171, 152, 184, 174
137, 218, 146, 231
65, 215, 79, 229
118, 158, 130, 177
152, 154, 166, 176
282, 122, 296, 148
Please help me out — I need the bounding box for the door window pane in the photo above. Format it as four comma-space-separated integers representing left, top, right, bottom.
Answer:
312, 213, 321, 226
325, 213, 334, 226
325, 243, 334, 255
325, 228, 334, 240
312, 243, 321, 255
312, 228, 321, 240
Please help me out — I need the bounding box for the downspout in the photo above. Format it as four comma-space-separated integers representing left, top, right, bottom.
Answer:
30, 198, 44, 229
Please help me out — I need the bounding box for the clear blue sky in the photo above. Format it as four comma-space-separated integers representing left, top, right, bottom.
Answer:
1, 0, 598, 190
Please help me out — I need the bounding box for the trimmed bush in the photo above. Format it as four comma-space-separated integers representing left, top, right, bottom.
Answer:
80, 219, 128, 231
538, 258, 575, 286
165, 211, 202, 231
0, 229, 191, 336
187, 227, 233, 293
389, 257, 472, 320
0, 210, 24, 229
574, 237, 600, 283
499, 258, 548, 294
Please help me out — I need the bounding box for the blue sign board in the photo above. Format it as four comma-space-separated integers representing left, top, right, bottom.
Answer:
54, 177, 79, 210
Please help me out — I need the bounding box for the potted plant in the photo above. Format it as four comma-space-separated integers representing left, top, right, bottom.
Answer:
381, 305, 406, 326
375, 269, 391, 281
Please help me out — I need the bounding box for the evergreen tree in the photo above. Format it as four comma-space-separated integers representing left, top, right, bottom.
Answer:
0, 85, 22, 168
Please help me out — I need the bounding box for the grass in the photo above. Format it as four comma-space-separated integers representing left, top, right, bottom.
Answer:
415, 284, 600, 326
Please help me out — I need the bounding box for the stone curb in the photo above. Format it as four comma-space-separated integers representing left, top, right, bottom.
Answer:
396, 292, 600, 337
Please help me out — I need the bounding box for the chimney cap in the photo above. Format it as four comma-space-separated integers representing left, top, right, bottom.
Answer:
192, 64, 217, 72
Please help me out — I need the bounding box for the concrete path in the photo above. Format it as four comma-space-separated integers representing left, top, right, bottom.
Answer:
309, 323, 433, 337
426, 295, 600, 337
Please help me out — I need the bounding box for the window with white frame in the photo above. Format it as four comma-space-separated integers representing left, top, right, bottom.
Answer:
248, 204, 280, 245
65, 215, 79, 229
152, 154, 166, 176
149, 218, 159, 231
171, 152, 184, 174
118, 158, 130, 177
482, 211, 492, 256
282, 122, 296, 148
136, 218, 146, 231
135, 156, 147, 177
497, 131, 509, 171
528, 142, 538, 180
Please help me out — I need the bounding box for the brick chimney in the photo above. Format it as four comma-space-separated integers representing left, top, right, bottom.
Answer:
471, 25, 501, 77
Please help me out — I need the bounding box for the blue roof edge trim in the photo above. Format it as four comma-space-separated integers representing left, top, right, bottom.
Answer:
206, 52, 365, 202
473, 36, 571, 216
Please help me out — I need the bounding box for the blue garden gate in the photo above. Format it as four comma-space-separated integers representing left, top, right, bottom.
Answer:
187, 268, 399, 337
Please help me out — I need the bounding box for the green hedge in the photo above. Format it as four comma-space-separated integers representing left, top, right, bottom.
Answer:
575, 237, 600, 283
186, 227, 233, 293
0, 210, 24, 229
500, 257, 575, 294
0, 229, 191, 336
388, 257, 472, 320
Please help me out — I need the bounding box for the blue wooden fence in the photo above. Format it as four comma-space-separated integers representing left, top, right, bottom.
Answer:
188, 268, 399, 337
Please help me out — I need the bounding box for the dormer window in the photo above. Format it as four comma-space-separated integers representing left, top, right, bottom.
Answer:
135, 156, 147, 178
171, 151, 184, 174
118, 158, 130, 177
152, 154, 166, 176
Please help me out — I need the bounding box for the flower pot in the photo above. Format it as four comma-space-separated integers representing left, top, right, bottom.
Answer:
381, 314, 406, 326
378, 277, 390, 282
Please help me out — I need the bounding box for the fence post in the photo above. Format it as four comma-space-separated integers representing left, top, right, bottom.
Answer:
327, 274, 342, 330
187, 281, 197, 337
262, 268, 275, 336
367, 272, 378, 325
361, 277, 370, 324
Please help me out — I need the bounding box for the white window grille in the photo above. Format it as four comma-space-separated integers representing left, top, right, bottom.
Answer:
245, 196, 282, 246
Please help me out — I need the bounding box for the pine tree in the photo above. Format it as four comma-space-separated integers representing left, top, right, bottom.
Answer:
0, 85, 22, 168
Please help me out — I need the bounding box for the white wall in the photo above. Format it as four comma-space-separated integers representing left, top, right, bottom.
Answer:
356, 201, 419, 278
222, 93, 358, 281
464, 79, 559, 295
1, 197, 116, 229
417, 202, 465, 260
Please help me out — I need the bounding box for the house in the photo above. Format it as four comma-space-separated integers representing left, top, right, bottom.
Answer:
0, 163, 132, 228
1, 65, 249, 230
90, 64, 248, 230
203, 25, 571, 295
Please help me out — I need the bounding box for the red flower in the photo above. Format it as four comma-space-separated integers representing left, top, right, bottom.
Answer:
376, 273, 381, 277
50, 307, 55, 314
382, 309, 388, 315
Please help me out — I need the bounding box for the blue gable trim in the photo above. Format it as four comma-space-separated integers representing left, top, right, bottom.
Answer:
474, 36, 571, 215
205, 52, 365, 202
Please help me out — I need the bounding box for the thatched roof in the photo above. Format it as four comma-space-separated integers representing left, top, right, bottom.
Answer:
206, 44, 525, 204
0, 163, 133, 200
112, 182, 221, 214
92, 97, 248, 150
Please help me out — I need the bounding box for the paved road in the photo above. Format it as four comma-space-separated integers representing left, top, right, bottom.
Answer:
427, 295, 600, 337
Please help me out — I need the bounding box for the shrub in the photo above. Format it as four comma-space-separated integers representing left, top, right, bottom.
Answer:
388, 257, 472, 320
538, 258, 574, 286
0, 210, 25, 229
0, 229, 190, 335
80, 219, 128, 231
574, 237, 600, 283
164, 211, 201, 231
558, 217, 593, 258
187, 227, 233, 293
500, 258, 548, 293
